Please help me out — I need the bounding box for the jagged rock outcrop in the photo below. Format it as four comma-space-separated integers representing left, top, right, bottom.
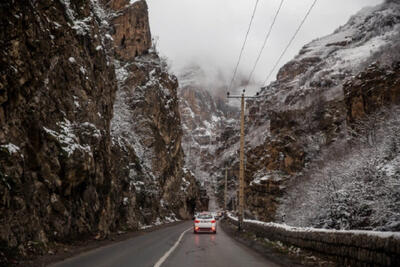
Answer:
344, 62, 400, 124
0, 0, 205, 264
110, 0, 151, 60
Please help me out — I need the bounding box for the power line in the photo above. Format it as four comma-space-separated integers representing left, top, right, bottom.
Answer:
263, 0, 318, 86
228, 0, 260, 93
246, 0, 285, 86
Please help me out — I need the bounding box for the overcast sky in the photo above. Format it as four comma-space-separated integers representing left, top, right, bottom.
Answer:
147, 0, 384, 91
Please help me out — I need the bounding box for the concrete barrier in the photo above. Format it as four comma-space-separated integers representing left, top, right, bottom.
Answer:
226, 216, 400, 266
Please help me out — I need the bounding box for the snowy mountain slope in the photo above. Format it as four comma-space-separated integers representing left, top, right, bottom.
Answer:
261, 1, 400, 111
215, 0, 400, 228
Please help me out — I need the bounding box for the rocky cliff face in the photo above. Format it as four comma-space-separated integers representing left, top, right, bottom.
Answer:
217, 1, 400, 225
0, 0, 205, 263
178, 65, 238, 210
0, 0, 118, 260
110, 0, 151, 60
110, 1, 207, 227
344, 62, 400, 124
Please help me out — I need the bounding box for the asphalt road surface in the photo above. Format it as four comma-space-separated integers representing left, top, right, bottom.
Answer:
50, 221, 280, 267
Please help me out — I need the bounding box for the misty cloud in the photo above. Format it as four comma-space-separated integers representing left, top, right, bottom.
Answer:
147, 0, 384, 94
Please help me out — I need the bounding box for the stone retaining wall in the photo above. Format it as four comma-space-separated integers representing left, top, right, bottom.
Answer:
226, 217, 400, 266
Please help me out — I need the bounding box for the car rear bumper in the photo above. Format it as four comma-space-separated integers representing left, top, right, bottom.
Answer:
196, 227, 213, 232
194, 226, 216, 233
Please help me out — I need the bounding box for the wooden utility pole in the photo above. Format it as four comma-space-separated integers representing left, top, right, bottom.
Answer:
238, 93, 245, 229
224, 167, 228, 211
227, 89, 259, 231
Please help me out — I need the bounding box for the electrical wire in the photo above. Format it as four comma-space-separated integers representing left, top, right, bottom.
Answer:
263, 0, 318, 86
227, 0, 260, 93
246, 0, 285, 86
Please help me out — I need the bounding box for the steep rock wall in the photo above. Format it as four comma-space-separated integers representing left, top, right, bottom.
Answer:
109, 0, 207, 227
345, 62, 400, 124
0, 0, 205, 264
0, 0, 118, 260
110, 0, 151, 60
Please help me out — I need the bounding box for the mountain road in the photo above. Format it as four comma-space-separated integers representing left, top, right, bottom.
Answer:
50, 221, 281, 267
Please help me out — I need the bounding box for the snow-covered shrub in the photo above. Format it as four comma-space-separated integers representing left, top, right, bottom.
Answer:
362, 29, 400, 68
278, 106, 400, 231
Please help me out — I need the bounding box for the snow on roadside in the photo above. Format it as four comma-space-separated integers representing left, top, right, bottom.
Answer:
138, 214, 181, 230
227, 213, 400, 239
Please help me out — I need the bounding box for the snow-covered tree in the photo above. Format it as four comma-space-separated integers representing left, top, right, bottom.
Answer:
278, 106, 400, 231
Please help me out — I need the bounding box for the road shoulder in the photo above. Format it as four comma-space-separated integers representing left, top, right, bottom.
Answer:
19, 220, 187, 267
220, 218, 337, 267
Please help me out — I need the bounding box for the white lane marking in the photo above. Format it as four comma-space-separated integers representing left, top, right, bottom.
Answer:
153, 227, 191, 267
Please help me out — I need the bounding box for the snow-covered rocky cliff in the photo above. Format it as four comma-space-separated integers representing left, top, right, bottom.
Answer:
0, 0, 206, 264
261, 1, 400, 111
178, 65, 239, 210
219, 0, 400, 230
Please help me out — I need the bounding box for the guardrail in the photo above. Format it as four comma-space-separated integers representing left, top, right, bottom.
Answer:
226, 215, 400, 266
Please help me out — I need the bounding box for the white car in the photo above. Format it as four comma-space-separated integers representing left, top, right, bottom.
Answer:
193, 213, 217, 234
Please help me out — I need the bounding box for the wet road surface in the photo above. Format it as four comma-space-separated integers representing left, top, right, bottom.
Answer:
51, 221, 280, 267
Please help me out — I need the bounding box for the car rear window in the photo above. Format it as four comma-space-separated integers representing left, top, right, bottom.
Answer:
197, 214, 213, 219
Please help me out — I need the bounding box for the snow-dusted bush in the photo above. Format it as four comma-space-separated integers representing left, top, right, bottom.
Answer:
363, 32, 400, 68
278, 106, 400, 231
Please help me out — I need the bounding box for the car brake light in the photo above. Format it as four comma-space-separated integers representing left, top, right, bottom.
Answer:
194, 220, 200, 223
211, 220, 216, 223
211, 226, 215, 231
195, 226, 199, 230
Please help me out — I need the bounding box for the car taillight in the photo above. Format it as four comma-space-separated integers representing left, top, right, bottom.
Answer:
194, 220, 200, 223
211, 226, 215, 231
211, 220, 216, 223
195, 226, 199, 230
